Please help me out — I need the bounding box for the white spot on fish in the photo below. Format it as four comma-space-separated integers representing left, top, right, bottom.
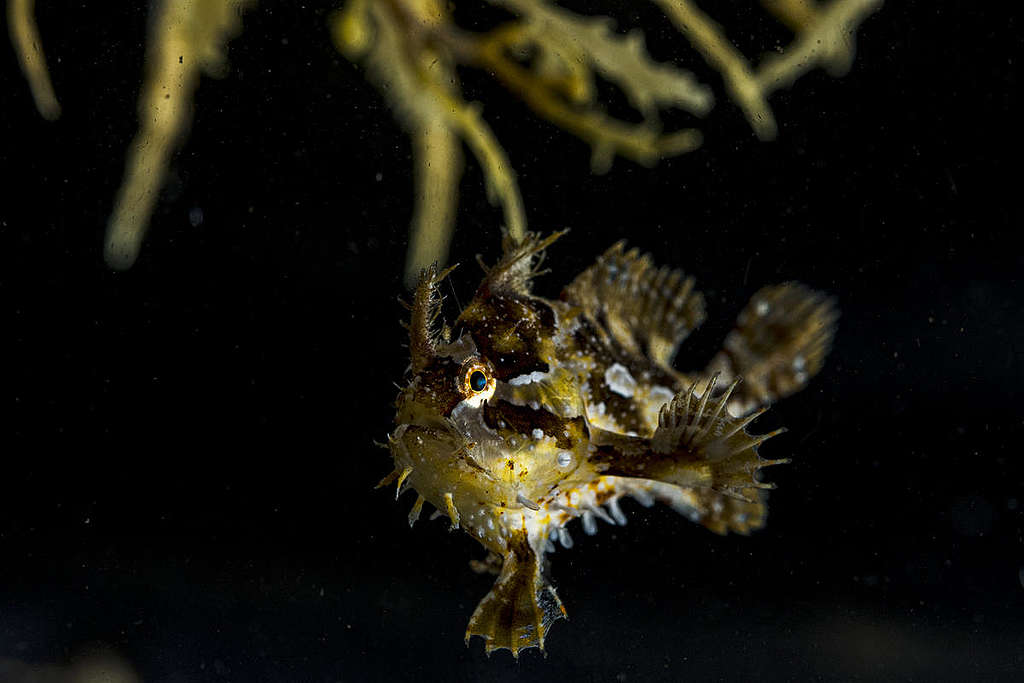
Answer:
605, 363, 637, 398
532, 428, 544, 440
557, 451, 573, 467
650, 385, 675, 407
508, 370, 549, 386
756, 301, 770, 316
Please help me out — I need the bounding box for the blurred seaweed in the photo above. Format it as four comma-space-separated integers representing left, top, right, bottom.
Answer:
8, 0, 881, 284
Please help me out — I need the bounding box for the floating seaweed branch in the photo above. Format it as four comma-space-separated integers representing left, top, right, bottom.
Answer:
9, 0, 881, 284
104, 0, 252, 270
7, 0, 60, 120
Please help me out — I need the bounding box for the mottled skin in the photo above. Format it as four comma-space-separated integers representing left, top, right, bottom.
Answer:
385, 232, 836, 656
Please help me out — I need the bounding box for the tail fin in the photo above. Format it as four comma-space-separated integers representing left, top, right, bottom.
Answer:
465, 531, 566, 657
709, 283, 837, 414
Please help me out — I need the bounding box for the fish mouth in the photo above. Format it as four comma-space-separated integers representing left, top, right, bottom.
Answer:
388, 418, 465, 467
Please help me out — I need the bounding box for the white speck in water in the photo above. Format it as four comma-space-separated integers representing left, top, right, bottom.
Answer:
188, 207, 204, 227
605, 363, 637, 398
557, 451, 573, 467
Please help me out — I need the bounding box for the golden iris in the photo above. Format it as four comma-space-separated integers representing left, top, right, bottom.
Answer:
459, 359, 493, 398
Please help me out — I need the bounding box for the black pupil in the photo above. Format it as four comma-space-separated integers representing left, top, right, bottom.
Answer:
469, 371, 487, 392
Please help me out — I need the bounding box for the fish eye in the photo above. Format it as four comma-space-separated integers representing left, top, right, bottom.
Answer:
470, 370, 487, 392
459, 359, 494, 402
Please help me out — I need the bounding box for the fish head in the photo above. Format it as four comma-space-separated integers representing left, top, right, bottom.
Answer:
389, 252, 592, 535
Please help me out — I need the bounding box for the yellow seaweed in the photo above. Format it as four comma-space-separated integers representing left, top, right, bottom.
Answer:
7, 0, 60, 120
105, 0, 251, 270
9, 0, 881, 282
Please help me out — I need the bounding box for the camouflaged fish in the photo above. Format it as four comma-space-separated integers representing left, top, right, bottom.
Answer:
383, 231, 836, 656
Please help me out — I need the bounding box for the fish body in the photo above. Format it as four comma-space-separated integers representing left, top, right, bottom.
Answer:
386, 232, 836, 656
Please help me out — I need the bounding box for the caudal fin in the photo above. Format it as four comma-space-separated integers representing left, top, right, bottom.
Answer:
709, 283, 837, 414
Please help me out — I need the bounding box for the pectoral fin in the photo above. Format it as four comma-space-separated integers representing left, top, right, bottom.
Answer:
588, 375, 789, 501
465, 530, 566, 657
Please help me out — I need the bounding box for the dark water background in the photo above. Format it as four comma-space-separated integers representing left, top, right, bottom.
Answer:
1, 1, 1021, 681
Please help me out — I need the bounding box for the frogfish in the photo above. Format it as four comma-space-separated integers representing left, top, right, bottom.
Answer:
383, 231, 836, 656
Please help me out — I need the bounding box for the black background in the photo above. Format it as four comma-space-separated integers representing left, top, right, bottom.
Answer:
1, 1, 1021, 681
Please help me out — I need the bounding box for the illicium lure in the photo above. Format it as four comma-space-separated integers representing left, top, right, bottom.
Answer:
383, 232, 836, 656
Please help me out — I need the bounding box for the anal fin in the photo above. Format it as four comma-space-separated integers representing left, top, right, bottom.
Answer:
665, 485, 768, 535
603, 478, 768, 536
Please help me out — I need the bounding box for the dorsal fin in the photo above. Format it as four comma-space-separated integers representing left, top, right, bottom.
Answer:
407, 262, 458, 373
562, 241, 705, 368
476, 230, 568, 297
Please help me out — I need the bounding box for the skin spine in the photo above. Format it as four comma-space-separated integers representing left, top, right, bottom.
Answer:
384, 231, 837, 657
